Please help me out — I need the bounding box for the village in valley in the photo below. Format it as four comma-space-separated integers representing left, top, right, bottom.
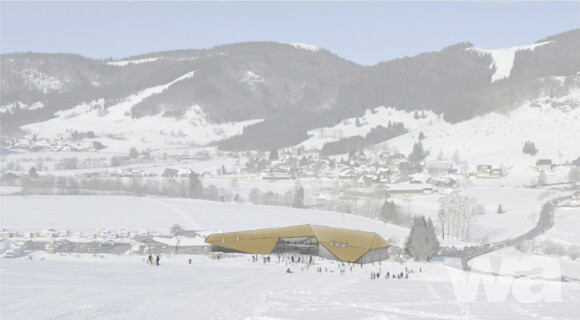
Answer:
2, 133, 580, 262
2, 4, 580, 317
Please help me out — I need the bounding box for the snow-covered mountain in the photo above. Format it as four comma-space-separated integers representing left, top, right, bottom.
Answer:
468, 41, 551, 83
379, 83, 580, 166
298, 78, 580, 166
21, 71, 262, 152
2, 29, 580, 152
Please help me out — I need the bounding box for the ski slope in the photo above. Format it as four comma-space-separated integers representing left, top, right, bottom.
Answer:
21, 72, 262, 153
468, 42, 550, 82
2, 250, 580, 319
106, 57, 160, 66
281, 42, 320, 52
2, 194, 580, 319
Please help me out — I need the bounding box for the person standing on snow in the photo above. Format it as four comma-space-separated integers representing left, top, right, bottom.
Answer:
156, 255, 160, 266
148, 254, 153, 265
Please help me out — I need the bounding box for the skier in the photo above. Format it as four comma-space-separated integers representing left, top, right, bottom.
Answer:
189, 258, 192, 264
156, 255, 160, 266
148, 254, 153, 265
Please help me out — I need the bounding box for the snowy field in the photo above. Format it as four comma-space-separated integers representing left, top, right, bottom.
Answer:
0, 195, 409, 241
2, 253, 580, 320
370, 87, 580, 168
470, 247, 580, 281
390, 186, 562, 243
1, 182, 569, 245
2, 194, 580, 319
540, 207, 580, 246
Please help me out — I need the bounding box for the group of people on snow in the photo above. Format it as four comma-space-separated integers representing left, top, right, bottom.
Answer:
371, 266, 421, 280
372, 271, 408, 280
148, 254, 160, 266
197, 250, 423, 280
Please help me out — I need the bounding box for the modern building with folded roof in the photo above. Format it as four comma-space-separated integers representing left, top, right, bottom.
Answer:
205, 225, 391, 264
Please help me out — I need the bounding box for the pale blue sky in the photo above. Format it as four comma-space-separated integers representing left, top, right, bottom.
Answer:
1, 1, 579, 65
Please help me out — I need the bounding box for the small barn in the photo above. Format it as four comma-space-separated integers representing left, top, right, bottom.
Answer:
536, 159, 552, 171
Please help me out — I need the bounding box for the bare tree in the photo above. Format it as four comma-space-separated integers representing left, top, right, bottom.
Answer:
538, 171, 547, 186
170, 224, 184, 253
230, 177, 239, 190
438, 193, 484, 241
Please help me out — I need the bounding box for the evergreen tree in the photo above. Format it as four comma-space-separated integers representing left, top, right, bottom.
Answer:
413, 111, 420, 119
28, 167, 39, 179
522, 141, 538, 155
404, 215, 440, 261
110, 156, 121, 167
204, 184, 219, 201
297, 145, 305, 156
263, 191, 275, 205
269, 149, 279, 160
93, 140, 106, 150
380, 200, 399, 224
188, 172, 202, 198
408, 141, 425, 163
418, 131, 425, 140
568, 166, 580, 182
249, 188, 262, 204
129, 147, 139, 159
452, 150, 461, 165
292, 186, 305, 208
497, 204, 505, 214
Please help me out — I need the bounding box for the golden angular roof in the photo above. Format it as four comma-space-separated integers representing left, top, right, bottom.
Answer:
205, 225, 391, 262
